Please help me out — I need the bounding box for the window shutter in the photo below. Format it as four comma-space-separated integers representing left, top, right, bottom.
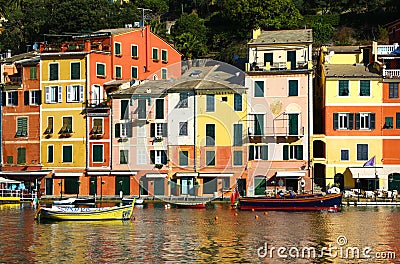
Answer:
370, 113, 375, 129
115, 124, 120, 138
127, 122, 133, 137
248, 146, 254, 160
36, 90, 42, 105
79, 85, 84, 102
396, 113, 400, 129
349, 113, 354, 130
58, 86, 62, 102
297, 145, 303, 160
150, 123, 155, 137
1, 92, 6, 106
161, 151, 167, 164
261, 145, 268, 160
355, 113, 360, 130
14, 92, 18, 106
24, 91, 29, 105
233, 124, 242, 146
66, 85, 72, 102
283, 145, 289, 160
45, 87, 50, 103
333, 113, 338, 130
289, 80, 298, 96
155, 99, 164, 119
162, 123, 168, 137
150, 150, 155, 164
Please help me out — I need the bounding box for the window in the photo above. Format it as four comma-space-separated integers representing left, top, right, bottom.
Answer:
137, 99, 147, 119
333, 113, 354, 130
115, 123, 132, 138
389, 83, 399, 98
29, 90, 41, 105
249, 145, 268, 160
47, 145, 54, 163
178, 92, 188, 108
155, 123, 164, 137
288, 80, 298, 96
29, 66, 37, 80
254, 81, 264, 97
233, 124, 242, 146
7, 156, 13, 164
16, 117, 28, 137
62, 145, 73, 163
179, 151, 189, 166
161, 49, 168, 62
92, 118, 103, 134
96, 63, 106, 77
359, 80, 370, 96
137, 124, 146, 137
397, 113, 400, 129
384, 117, 393, 129
206, 124, 215, 146
150, 150, 167, 164
137, 149, 146, 164
155, 99, 164, 119
115, 42, 121, 56
70, 62, 80, 80
150, 123, 166, 137
49, 63, 59, 80
115, 66, 122, 79
356, 113, 375, 130
45, 117, 53, 134
66, 85, 84, 102
206, 151, 215, 166
179, 122, 188, 136
17, 147, 26, 164
60, 117, 73, 134
288, 114, 299, 135
120, 100, 129, 120
338, 80, 349, 96
254, 114, 264, 135
45, 86, 61, 103
7, 91, 18, 106
357, 144, 368, 161
254, 176, 266, 195
206, 94, 215, 112
341, 149, 349, 161
233, 150, 243, 166
161, 68, 167, 79
131, 66, 138, 79
93, 145, 103, 162
131, 45, 138, 58
283, 145, 303, 160
92, 85, 102, 105
120, 150, 128, 164
234, 94, 242, 111
152, 48, 159, 61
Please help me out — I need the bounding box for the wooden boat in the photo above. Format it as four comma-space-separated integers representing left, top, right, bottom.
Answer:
121, 197, 144, 206
238, 193, 342, 212
53, 197, 96, 206
0, 196, 20, 204
35, 199, 135, 221
173, 202, 206, 209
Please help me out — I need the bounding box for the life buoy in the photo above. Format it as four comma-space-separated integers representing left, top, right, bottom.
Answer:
300, 179, 306, 188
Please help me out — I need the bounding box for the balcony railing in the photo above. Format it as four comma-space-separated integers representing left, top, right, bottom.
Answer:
383, 69, 400, 78
246, 61, 312, 72
376, 43, 399, 55
84, 99, 111, 109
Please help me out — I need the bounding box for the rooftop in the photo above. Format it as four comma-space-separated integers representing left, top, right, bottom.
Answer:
324, 64, 381, 78
249, 29, 313, 45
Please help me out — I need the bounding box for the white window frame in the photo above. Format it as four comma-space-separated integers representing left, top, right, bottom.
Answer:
359, 113, 370, 130
131, 44, 138, 58
252, 145, 264, 160
155, 123, 163, 137
45, 86, 62, 104
161, 68, 167, 79
92, 118, 104, 134
92, 144, 104, 163
92, 84, 102, 105
340, 149, 350, 161
152, 47, 159, 60
131, 66, 138, 79
96, 62, 106, 77
120, 123, 128, 138
161, 49, 168, 62
29, 90, 40, 105
155, 150, 163, 164
66, 85, 84, 102
137, 148, 146, 164
288, 145, 301, 160
114, 42, 122, 56
338, 113, 350, 129
6, 91, 17, 106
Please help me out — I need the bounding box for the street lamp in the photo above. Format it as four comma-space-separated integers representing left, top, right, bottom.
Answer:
271, 180, 276, 197
101, 179, 105, 201
356, 178, 360, 202
58, 181, 63, 200
76, 180, 81, 198
119, 180, 123, 198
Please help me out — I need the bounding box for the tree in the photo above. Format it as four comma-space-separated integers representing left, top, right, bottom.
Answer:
174, 32, 207, 59
170, 13, 208, 44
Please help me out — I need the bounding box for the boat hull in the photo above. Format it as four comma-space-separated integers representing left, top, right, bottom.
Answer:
175, 203, 206, 209
239, 193, 342, 212
0, 197, 20, 204
37, 202, 135, 221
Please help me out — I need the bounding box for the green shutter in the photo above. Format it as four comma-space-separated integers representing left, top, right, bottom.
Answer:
63, 146, 72, 162
71, 63, 80, 79
355, 113, 360, 129
48, 145, 53, 163
233, 124, 242, 146
179, 151, 188, 166
17, 147, 26, 164
396, 113, 400, 128
333, 113, 338, 130
97, 64, 105, 76
283, 145, 289, 160
249, 146, 254, 160
255, 81, 264, 97
132, 46, 138, 57
49, 64, 58, 80
254, 114, 264, 135
297, 145, 303, 160
370, 113, 375, 129
261, 145, 268, 160
234, 150, 242, 165
121, 100, 129, 119
93, 145, 103, 162
288, 114, 298, 135
349, 113, 354, 130
155, 99, 164, 119
30, 66, 37, 80
115, 124, 120, 137
289, 80, 298, 96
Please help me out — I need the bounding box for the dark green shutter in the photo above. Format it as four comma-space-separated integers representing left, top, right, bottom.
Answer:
93, 145, 103, 162
297, 145, 303, 160
120, 100, 129, 119
2, 92, 6, 106
288, 114, 298, 135
396, 113, 400, 128
261, 145, 268, 160
233, 124, 242, 146
283, 145, 289, 160
48, 146, 53, 163
162, 123, 168, 137
24, 91, 29, 105
14, 92, 18, 105
63, 146, 72, 162
155, 99, 164, 119
150, 150, 155, 164
17, 147, 26, 164
249, 146, 254, 160
71, 63, 80, 79
355, 113, 360, 130
150, 123, 155, 137
333, 113, 338, 130
127, 123, 133, 137
289, 80, 298, 96
115, 124, 120, 137
349, 113, 354, 130
370, 113, 375, 129
161, 151, 167, 164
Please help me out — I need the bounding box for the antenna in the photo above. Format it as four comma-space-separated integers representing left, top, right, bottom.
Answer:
137, 7, 152, 27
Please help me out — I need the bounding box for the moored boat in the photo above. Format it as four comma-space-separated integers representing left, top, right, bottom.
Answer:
121, 197, 144, 206
238, 193, 342, 212
36, 199, 135, 221
173, 202, 206, 209
53, 197, 96, 206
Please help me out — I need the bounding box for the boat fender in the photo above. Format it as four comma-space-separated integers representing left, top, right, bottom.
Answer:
300, 179, 306, 188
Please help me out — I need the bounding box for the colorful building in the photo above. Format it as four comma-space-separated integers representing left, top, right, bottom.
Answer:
244, 29, 314, 195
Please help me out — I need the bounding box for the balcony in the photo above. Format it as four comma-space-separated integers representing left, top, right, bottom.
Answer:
376, 43, 399, 55
246, 61, 312, 72
383, 68, 400, 79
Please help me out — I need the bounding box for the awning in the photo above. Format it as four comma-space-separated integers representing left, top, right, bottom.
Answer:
275, 171, 306, 178
175, 172, 198, 177
199, 173, 233, 178
0, 177, 21, 184
349, 167, 382, 179
86, 171, 111, 176
54, 172, 83, 177
146, 173, 167, 178
110, 171, 137, 176
0, 170, 52, 181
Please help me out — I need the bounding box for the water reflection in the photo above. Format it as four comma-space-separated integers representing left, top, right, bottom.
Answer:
0, 204, 399, 263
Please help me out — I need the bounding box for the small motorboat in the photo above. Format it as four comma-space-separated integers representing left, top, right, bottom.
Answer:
172, 201, 206, 209
121, 197, 144, 206
53, 197, 96, 206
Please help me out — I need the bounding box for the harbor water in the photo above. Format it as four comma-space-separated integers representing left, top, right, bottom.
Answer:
0, 203, 399, 263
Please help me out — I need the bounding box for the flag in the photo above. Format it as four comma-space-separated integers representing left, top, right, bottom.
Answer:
363, 156, 375, 167
230, 185, 240, 204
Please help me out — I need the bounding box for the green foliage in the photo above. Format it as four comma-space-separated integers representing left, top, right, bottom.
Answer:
174, 32, 208, 59
311, 22, 335, 45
